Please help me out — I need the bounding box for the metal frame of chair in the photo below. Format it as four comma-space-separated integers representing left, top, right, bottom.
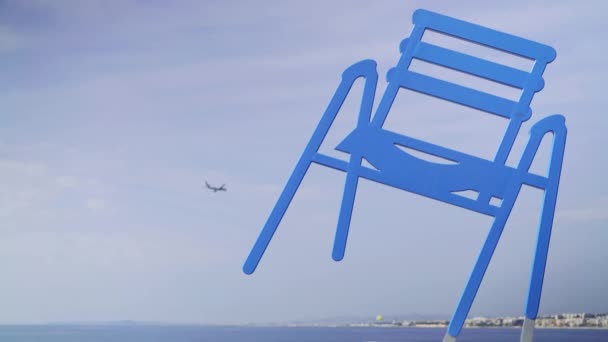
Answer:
243, 9, 567, 342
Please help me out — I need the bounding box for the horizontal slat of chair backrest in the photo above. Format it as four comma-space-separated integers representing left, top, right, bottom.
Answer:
413, 42, 535, 90
382, 10, 555, 121
412, 9, 556, 63
398, 71, 518, 118
371, 9, 556, 163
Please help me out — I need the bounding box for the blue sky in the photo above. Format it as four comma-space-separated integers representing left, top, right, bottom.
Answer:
0, 0, 607, 324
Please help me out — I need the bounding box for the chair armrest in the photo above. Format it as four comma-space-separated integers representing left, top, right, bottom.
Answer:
340, 60, 378, 126
517, 114, 567, 180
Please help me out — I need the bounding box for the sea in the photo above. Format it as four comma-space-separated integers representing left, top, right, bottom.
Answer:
0, 325, 607, 342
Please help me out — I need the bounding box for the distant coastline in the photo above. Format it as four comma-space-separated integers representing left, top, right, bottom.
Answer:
279, 312, 608, 329
1, 312, 606, 330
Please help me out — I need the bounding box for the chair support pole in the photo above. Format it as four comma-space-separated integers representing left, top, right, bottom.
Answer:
332, 155, 362, 261
446, 184, 522, 338
521, 115, 567, 341
243, 61, 378, 274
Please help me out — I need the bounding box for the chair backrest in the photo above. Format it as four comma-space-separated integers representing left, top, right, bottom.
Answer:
371, 9, 556, 163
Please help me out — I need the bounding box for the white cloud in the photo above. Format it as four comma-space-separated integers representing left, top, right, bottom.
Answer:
0, 159, 51, 218
86, 197, 107, 213
55, 175, 81, 189
557, 197, 608, 224
0, 28, 26, 53
0, 152, 112, 228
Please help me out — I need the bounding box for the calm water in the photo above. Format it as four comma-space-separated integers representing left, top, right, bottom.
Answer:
0, 325, 606, 341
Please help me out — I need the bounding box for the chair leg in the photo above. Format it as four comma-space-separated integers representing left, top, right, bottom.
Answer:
520, 179, 560, 342
520, 317, 536, 342
243, 154, 315, 275
243, 60, 379, 275
442, 334, 457, 342
444, 185, 522, 340
332, 160, 361, 261
517, 114, 566, 341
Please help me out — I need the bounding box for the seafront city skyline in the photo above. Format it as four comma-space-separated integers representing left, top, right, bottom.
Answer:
282, 312, 608, 329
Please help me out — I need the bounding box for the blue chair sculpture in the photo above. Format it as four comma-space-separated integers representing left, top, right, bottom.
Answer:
243, 9, 566, 342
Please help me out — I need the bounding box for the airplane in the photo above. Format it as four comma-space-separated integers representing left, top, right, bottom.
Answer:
205, 181, 227, 193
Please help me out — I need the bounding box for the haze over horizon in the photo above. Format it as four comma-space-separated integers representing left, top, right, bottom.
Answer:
1, 0, 606, 325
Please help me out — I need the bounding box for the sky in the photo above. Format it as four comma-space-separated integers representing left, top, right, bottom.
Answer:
0, 0, 607, 324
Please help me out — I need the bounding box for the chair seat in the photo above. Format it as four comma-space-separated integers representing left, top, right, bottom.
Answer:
336, 126, 520, 211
